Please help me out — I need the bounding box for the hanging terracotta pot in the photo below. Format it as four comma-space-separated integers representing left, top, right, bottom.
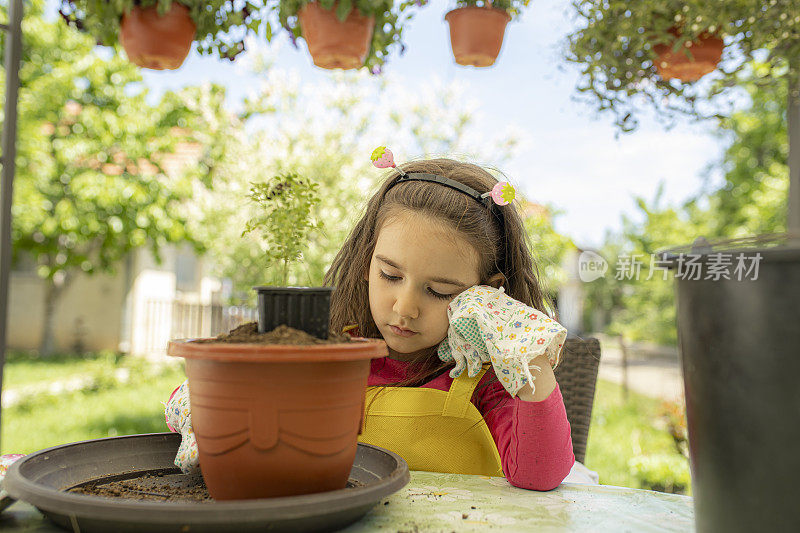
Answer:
297, 2, 375, 70
167, 337, 387, 500
652, 26, 724, 82
119, 3, 196, 70
445, 6, 511, 67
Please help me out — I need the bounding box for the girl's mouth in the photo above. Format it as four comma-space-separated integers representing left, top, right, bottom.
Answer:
389, 325, 417, 337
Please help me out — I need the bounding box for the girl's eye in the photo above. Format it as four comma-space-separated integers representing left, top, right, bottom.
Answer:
378, 270, 453, 300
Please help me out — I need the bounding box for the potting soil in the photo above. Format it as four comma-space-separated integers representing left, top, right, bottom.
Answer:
67, 469, 364, 502
68, 470, 213, 502
192, 322, 352, 345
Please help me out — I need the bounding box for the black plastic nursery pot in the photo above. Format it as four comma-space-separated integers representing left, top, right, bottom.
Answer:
661, 235, 800, 533
254, 286, 334, 339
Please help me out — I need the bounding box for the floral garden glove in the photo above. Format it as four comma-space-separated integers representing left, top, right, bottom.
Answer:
164, 380, 200, 474
0, 453, 25, 508
437, 285, 568, 397
0, 454, 25, 481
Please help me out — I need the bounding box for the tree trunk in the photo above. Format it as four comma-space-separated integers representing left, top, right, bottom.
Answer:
39, 275, 68, 357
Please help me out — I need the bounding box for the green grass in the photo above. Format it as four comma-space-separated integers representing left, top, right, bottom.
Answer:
2, 351, 122, 388
0, 353, 691, 495
1, 356, 186, 455
584, 378, 692, 495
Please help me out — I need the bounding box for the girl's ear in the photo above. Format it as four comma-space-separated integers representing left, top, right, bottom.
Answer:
485, 273, 507, 289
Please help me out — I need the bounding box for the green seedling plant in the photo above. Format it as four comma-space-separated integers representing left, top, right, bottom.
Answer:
452, 0, 532, 20
242, 173, 324, 286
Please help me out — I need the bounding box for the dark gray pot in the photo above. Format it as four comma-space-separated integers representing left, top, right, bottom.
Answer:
664, 242, 800, 532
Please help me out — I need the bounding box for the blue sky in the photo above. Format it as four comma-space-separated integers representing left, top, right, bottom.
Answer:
46, 0, 741, 249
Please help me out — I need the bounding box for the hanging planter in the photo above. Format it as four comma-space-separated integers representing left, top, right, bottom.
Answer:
652, 26, 724, 82
297, 1, 375, 70
276, 0, 421, 73
560, 1, 800, 131
119, 3, 196, 70
445, 6, 512, 67
59, 0, 264, 68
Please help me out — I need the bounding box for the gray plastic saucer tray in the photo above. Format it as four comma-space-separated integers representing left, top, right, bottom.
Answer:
4, 432, 410, 533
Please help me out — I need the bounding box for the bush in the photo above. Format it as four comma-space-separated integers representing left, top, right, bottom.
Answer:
628, 453, 691, 494
585, 379, 692, 494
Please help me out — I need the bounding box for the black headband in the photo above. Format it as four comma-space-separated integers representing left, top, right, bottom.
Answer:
384, 170, 509, 237
385, 172, 495, 209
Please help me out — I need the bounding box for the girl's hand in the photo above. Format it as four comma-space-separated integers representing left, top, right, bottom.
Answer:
164, 380, 200, 473
437, 285, 567, 398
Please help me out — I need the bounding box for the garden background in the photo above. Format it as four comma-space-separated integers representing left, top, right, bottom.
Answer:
2, 0, 791, 497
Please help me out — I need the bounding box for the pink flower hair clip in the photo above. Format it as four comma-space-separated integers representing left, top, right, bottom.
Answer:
370, 146, 515, 207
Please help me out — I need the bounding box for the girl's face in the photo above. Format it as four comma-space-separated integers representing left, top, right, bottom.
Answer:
365, 214, 482, 361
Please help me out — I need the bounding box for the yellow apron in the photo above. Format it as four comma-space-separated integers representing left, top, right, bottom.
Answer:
357, 363, 504, 477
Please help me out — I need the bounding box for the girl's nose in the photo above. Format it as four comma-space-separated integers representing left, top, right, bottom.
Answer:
393, 286, 419, 320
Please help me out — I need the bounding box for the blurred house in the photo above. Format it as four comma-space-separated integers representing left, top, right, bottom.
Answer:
518, 199, 587, 336
558, 247, 586, 336
7, 135, 252, 357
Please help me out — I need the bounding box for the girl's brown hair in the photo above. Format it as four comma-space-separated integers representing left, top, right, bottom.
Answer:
323, 158, 555, 393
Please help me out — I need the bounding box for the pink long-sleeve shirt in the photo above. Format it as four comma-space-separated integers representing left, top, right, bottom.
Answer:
368, 356, 575, 491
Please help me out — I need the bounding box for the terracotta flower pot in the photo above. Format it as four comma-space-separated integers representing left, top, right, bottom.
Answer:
167, 337, 387, 500
120, 3, 196, 70
445, 6, 511, 67
652, 27, 724, 82
298, 2, 375, 70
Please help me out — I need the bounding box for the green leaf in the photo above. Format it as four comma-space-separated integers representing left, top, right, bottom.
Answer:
336, 0, 352, 21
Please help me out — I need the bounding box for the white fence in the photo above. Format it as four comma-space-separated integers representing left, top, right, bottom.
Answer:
138, 300, 257, 356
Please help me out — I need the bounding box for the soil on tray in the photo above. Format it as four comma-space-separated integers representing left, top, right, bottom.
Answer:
192, 322, 353, 345
67, 468, 364, 502
68, 470, 213, 503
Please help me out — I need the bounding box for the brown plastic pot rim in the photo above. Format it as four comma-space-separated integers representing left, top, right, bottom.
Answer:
167, 338, 387, 362
445, 6, 511, 22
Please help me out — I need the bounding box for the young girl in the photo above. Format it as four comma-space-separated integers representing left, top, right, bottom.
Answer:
166, 153, 585, 491
323, 153, 574, 491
